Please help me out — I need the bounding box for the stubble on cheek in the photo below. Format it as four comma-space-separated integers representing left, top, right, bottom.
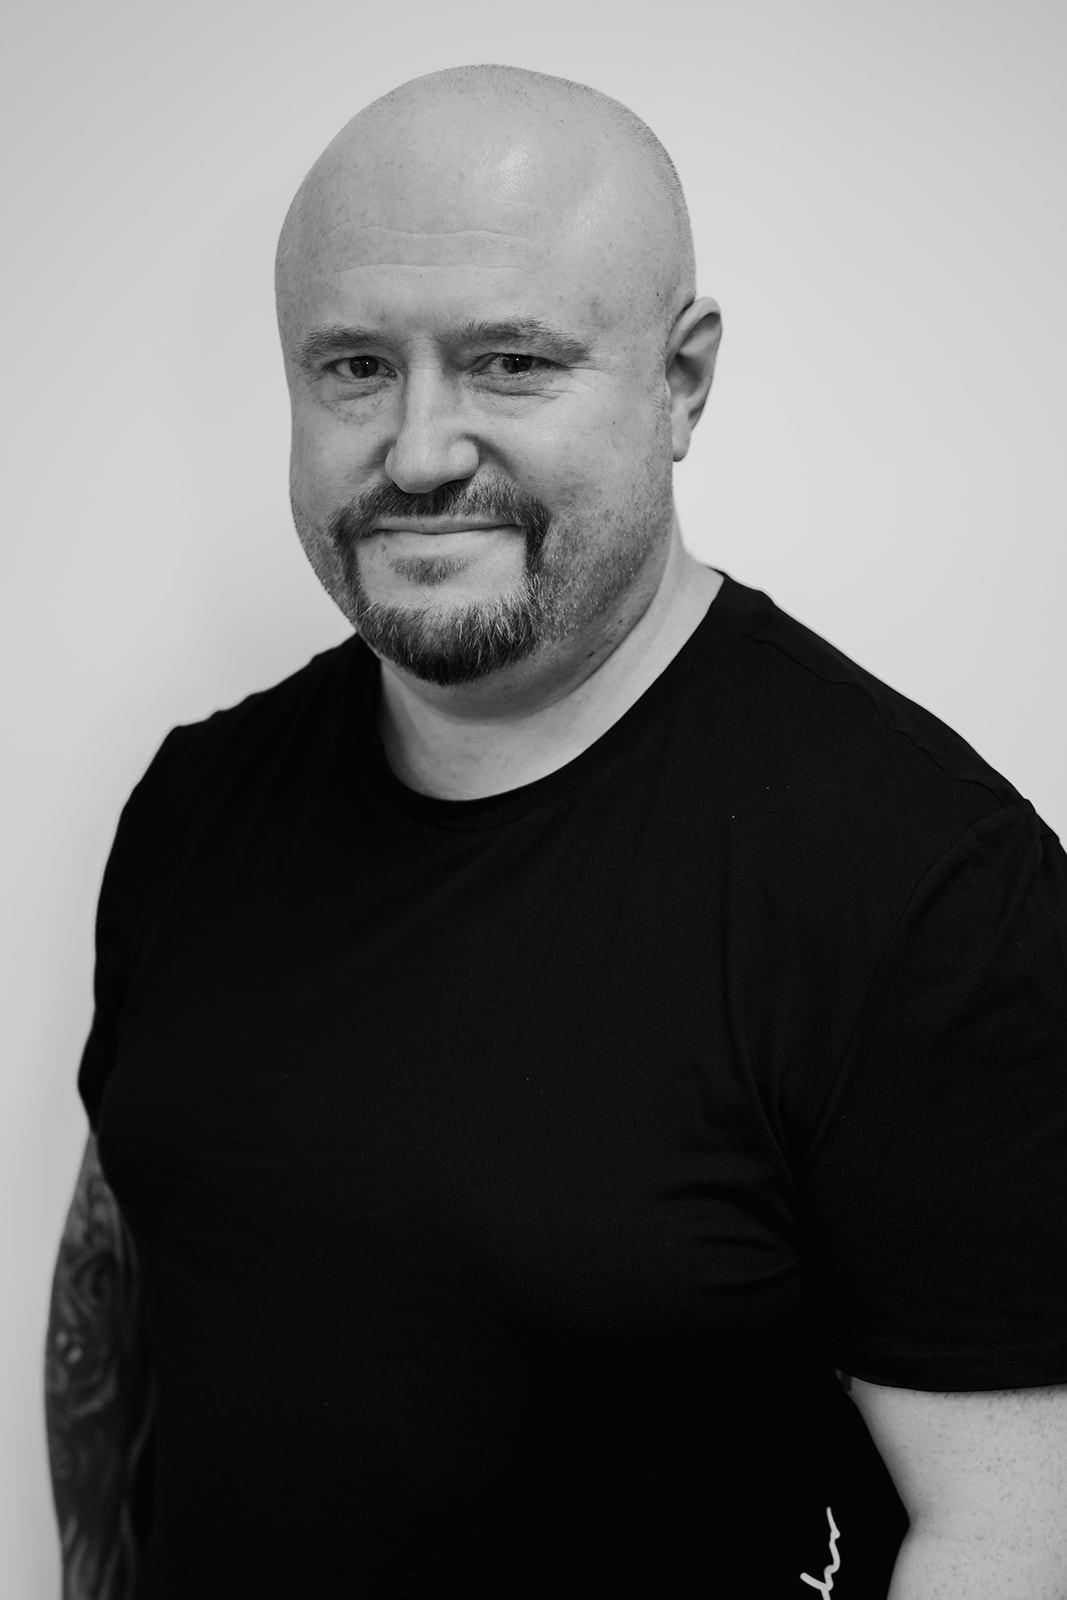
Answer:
289, 491, 355, 616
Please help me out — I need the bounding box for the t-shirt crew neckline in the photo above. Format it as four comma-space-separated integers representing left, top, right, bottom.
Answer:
349, 568, 758, 832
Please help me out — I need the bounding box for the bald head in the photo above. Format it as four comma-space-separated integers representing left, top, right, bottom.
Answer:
276, 64, 696, 356
277, 65, 721, 696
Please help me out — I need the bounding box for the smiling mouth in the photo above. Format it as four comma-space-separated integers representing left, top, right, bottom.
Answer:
373, 520, 520, 536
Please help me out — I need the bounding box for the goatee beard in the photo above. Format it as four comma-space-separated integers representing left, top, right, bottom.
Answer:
327, 485, 555, 687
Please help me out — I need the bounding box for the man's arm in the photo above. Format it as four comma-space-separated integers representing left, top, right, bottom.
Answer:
848, 1376, 1067, 1598
45, 1133, 155, 1600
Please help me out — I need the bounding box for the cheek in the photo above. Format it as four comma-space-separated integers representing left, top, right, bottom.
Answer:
518, 394, 651, 501
290, 406, 374, 513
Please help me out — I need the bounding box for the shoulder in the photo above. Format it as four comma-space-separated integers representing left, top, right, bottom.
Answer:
155, 635, 360, 775
106, 635, 368, 882
134, 635, 361, 806
700, 575, 1026, 869
674, 580, 1058, 1069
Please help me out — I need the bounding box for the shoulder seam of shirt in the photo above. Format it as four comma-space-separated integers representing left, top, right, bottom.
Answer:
746, 625, 1010, 813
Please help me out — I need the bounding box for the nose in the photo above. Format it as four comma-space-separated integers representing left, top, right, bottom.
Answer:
384, 369, 479, 493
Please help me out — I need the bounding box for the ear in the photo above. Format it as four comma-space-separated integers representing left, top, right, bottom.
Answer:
665, 297, 722, 462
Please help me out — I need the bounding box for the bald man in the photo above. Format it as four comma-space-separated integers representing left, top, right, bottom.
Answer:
46, 65, 1067, 1600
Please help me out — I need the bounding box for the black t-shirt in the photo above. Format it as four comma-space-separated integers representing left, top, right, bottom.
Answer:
80, 572, 1067, 1597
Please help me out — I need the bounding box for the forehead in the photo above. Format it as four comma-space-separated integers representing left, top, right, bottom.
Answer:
310, 114, 609, 249
296, 232, 606, 347
281, 126, 640, 347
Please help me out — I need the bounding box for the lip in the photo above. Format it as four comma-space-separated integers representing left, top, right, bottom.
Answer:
372, 519, 517, 534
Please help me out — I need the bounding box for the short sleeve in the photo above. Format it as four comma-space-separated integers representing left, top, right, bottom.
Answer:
77, 732, 180, 1128
802, 801, 1067, 1389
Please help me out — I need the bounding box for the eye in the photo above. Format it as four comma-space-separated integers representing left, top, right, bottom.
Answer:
483, 353, 554, 379
327, 356, 388, 382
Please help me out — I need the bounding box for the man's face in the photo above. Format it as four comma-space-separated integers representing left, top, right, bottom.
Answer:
280, 118, 678, 687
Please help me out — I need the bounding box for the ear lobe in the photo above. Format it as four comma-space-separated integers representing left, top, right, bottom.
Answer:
667, 298, 722, 461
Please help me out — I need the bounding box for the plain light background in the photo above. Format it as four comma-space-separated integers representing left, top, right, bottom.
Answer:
4, 0, 1064, 1588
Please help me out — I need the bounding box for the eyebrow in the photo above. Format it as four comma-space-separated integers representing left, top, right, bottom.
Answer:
295, 318, 592, 371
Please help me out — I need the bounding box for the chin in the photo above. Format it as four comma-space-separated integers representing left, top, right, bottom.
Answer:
351, 581, 546, 687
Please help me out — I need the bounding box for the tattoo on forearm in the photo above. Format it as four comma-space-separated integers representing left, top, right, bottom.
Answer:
45, 1136, 154, 1600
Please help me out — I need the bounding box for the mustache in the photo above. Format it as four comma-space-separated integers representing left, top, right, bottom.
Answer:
327, 479, 552, 547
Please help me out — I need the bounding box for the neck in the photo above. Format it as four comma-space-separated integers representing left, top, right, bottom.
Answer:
375, 525, 722, 800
